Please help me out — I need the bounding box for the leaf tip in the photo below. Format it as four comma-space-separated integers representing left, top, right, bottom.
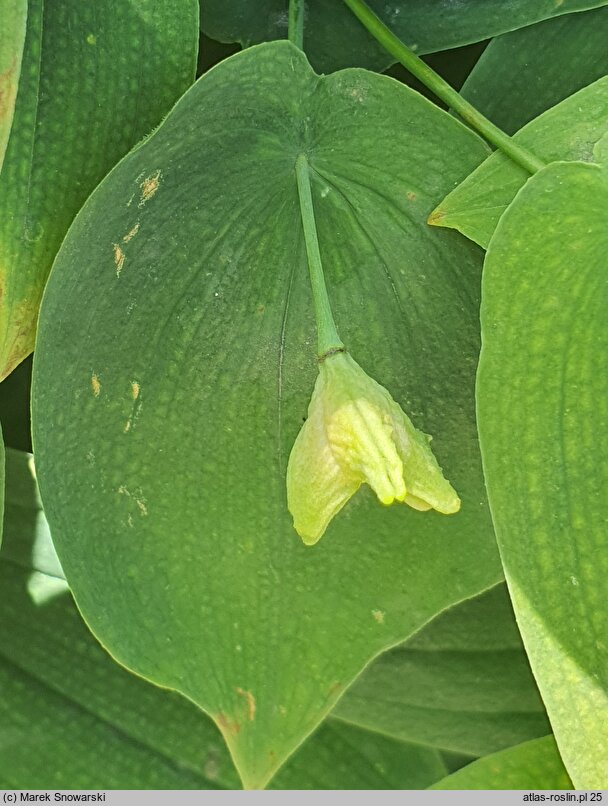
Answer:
427, 206, 446, 227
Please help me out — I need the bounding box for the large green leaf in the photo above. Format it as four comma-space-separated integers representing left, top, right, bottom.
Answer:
477, 161, 608, 788
0, 448, 448, 790
0, 0, 199, 381
431, 737, 572, 790
430, 77, 608, 248
334, 583, 550, 756
32, 42, 501, 788
0, 0, 27, 171
461, 6, 608, 135
200, 0, 607, 74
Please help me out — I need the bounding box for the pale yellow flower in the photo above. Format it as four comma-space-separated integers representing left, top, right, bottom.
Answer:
286, 351, 460, 544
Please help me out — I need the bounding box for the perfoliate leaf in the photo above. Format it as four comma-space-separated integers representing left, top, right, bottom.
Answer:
32, 42, 501, 788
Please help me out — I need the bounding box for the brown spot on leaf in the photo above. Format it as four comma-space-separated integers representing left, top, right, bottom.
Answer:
427, 208, 445, 227
217, 713, 241, 736
406, 191, 417, 201
236, 688, 256, 721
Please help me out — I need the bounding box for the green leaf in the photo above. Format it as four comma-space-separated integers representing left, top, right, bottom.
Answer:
431, 737, 572, 790
477, 161, 608, 788
0, 425, 4, 549
201, 0, 607, 74
274, 722, 448, 789
0, 449, 447, 790
430, 77, 608, 248
0, 0, 27, 171
0, 0, 199, 382
461, 6, 608, 135
334, 583, 550, 756
31, 41, 502, 788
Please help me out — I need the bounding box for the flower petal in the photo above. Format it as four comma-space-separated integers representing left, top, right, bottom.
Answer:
286, 378, 359, 545
390, 404, 461, 515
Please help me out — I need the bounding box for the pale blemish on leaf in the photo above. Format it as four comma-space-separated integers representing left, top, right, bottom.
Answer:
236, 687, 256, 721
86, 33, 97, 45
113, 243, 125, 277
372, 609, 385, 624
203, 750, 220, 781
138, 170, 162, 207
91, 373, 101, 397
122, 222, 140, 243
124, 381, 142, 432
117, 485, 148, 516
349, 87, 366, 104
217, 713, 241, 736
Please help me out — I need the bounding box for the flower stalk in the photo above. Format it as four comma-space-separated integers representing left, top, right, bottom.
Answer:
295, 154, 344, 358
289, 154, 461, 544
341, 0, 545, 175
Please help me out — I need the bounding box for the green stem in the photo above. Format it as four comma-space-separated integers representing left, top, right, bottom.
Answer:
342, 0, 545, 175
295, 154, 344, 357
288, 0, 305, 50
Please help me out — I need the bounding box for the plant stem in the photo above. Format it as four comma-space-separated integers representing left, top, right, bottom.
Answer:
288, 0, 305, 50
342, 0, 545, 175
295, 154, 344, 358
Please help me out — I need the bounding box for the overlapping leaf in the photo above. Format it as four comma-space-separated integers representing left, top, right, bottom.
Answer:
0, 449, 448, 790
461, 6, 608, 135
0, 0, 27, 171
334, 584, 550, 756
431, 78, 608, 248
431, 737, 572, 790
32, 42, 502, 787
0, 426, 4, 548
477, 161, 608, 788
200, 0, 608, 73
0, 0, 199, 381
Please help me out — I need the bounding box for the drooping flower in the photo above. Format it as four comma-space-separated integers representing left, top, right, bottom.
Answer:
286, 350, 460, 545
